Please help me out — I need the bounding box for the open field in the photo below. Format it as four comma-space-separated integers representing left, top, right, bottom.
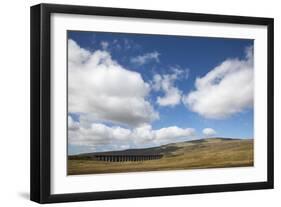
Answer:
68, 138, 253, 175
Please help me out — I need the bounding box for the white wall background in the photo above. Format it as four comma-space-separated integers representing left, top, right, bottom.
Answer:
0, 0, 279, 206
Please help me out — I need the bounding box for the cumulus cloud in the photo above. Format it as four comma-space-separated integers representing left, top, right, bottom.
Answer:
68, 39, 159, 127
68, 115, 195, 152
131, 51, 160, 65
202, 128, 217, 137
183, 46, 253, 119
154, 126, 195, 143
152, 68, 187, 107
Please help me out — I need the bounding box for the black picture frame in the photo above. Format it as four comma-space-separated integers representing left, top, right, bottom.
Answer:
30, 3, 274, 204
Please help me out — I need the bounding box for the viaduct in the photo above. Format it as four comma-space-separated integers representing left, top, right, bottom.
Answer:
93, 154, 163, 162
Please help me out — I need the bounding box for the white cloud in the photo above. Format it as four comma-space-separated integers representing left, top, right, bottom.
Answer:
131, 51, 160, 65
100, 41, 109, 50
68, 39, 90, 67
68, 116, 195, 152
152, 68, 186, 107
68, 115, 79, 131
68, 39, 159, 127
110, 38, 141, 51
202, 128, 217, 136
154, 126, 195, 141
183, 46, 253, 119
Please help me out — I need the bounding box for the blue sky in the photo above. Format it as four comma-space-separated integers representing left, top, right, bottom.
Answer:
67, 31, 254, 154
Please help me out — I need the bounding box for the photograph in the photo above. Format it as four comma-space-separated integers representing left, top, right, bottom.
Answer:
30, 3, 273, 203
67, 31, 254, 175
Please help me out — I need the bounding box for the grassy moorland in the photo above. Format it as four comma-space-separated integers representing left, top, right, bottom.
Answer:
68, 138, 253, 175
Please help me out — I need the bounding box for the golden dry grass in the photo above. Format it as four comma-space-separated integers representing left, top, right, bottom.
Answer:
67, 138, 253, 175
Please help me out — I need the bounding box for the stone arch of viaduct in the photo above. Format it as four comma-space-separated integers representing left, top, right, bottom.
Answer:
94, 154, 163, 162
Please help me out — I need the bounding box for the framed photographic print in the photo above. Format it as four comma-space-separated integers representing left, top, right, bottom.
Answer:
30, 3, 274, 203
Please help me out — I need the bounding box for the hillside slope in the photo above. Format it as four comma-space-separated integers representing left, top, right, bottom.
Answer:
68, 138, 254, 175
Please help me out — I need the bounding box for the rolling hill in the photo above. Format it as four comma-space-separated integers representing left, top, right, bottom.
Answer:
68, 137, 254, 175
